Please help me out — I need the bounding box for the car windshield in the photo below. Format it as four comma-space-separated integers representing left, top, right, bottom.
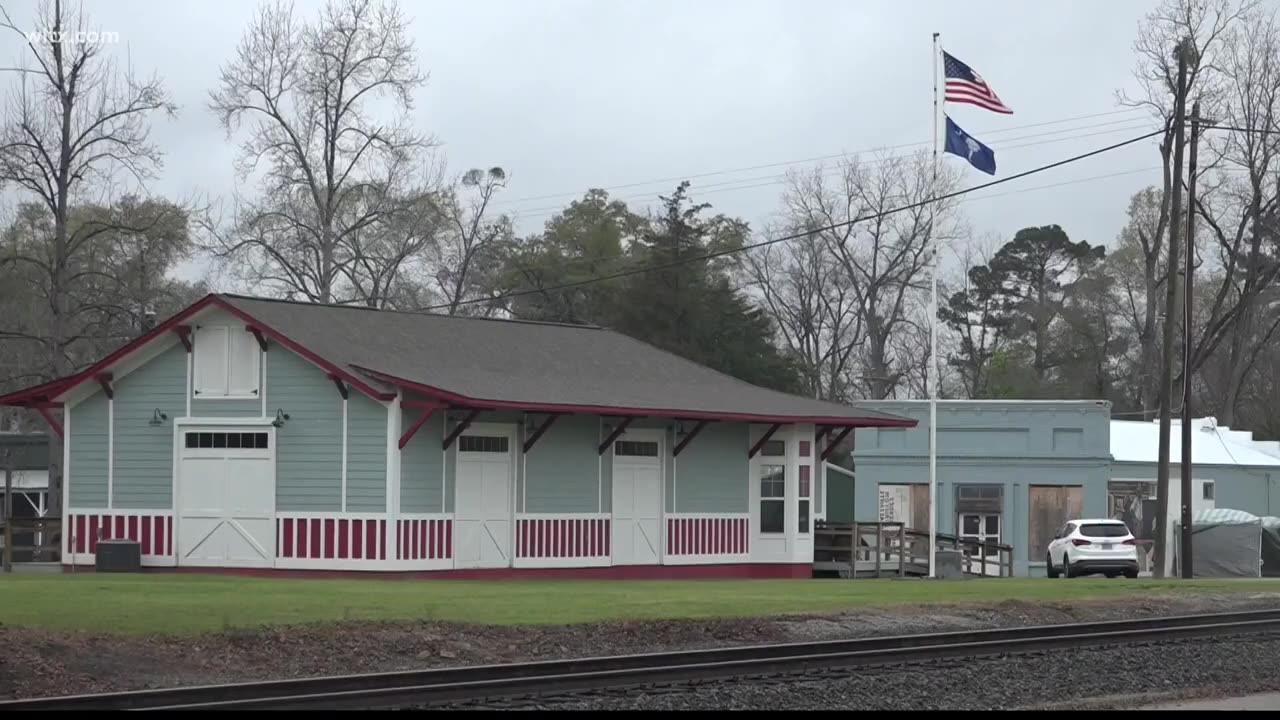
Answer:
1080, 523, 1129, 538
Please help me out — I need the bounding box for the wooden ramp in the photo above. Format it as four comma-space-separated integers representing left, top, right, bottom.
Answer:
813, 521, 1013, 578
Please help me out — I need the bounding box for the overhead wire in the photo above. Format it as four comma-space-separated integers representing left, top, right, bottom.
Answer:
427, 127, 1167, 312
506, 118, 1161, 224
491, 107, 1153, 209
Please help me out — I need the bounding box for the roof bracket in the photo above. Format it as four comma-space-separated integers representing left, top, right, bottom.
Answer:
173, 326, 192, 353
36, 406, 64, 439
95, 373, 114, 400
820, 426, 855, 461
329, 375, 349, 400
674, 419, 710, 457
598, 416, 636, 455
748, 423, 782, 459
399, 406, 440, 450
246, 325, 268, 352
522, 414, 561, 454
443, 409, 481, 450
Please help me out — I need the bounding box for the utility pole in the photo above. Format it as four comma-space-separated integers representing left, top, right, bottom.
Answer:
1180, 100, 1202, 580
1154, 37, 1191, 580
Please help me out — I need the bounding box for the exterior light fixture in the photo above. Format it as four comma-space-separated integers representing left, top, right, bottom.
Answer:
272, 408, 291, 428
148, 409, 168, 426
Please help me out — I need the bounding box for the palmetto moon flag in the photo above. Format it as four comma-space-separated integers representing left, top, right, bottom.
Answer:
944, 115, 996, 175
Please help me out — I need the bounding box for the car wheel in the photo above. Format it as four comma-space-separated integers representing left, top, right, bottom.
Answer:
1124, 568, 1138, 579
1063, 556, 1073, 578
1046, 553, 1059, 579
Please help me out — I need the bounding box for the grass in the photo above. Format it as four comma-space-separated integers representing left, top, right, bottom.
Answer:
1, 574, 1278, 635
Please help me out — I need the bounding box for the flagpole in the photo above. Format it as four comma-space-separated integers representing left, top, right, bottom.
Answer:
929, 31, 940, 580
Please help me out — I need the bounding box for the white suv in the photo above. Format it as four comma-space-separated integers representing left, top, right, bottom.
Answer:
1046, 518, 1140, 579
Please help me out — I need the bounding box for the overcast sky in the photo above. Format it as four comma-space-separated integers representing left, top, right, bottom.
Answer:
1, 0, 1168, 284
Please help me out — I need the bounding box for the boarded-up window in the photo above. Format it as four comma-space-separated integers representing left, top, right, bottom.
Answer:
1028, 485, 1083, 561
877, 483, 930, 530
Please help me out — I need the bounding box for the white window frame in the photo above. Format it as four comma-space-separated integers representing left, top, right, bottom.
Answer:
192, 324, 261, 400
757, 460, 786, 535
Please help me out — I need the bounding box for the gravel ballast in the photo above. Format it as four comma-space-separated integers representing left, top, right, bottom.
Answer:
517, 633, 1280, 711
3, 590, 1279, 701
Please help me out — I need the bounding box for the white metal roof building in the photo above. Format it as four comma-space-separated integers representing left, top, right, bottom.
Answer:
1109, 417, 1280, 577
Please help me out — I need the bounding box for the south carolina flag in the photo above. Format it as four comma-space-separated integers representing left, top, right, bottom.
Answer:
944, 115, 996, 176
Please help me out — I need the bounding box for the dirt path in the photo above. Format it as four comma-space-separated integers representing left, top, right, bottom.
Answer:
3, 590, 1278, 700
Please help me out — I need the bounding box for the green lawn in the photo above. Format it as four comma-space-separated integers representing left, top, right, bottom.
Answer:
1, 574, 1278, 635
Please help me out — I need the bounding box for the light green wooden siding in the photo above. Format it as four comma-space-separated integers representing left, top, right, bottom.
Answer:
112, 344, 186, 509
674, 422, 748, 513
400, 409, 444, 513
346, 393, 387, 512
190, 398, 261, 417
524, 415, 600, 513
68, 393, 109, 507
269, 345, 342, 511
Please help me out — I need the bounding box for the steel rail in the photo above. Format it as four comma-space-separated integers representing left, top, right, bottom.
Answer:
5, 608, 1280, 711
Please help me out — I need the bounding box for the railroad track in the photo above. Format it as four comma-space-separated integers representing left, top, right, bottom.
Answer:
6, 608, 1280, 711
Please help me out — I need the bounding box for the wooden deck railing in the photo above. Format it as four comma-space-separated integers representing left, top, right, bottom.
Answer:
814, 520, 1013, 578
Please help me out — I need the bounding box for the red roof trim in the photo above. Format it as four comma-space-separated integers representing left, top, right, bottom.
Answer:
352, 366, 917, 428
0, 294, 395, 407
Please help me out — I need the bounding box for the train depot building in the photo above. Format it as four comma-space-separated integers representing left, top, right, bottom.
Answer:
0, 294, 915, 577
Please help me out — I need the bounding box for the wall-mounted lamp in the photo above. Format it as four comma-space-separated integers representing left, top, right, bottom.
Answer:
272, 408, 291, 428
148, 409, 168, 427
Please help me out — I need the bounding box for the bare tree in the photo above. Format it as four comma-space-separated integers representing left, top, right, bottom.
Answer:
1109, 187, 1172, 413
1115, 0, 1252, 406
741, 229, 863, 401
779, 150, 961, 399
420, 167, 514, 315
205, 0, 435, 305
0, 0, 175, 379
1186, 3, 1280, 425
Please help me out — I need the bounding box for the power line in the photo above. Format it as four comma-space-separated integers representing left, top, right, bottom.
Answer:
429, 128, 1166, 312
506, 119, 1160, 224
491, 108, 1151, 209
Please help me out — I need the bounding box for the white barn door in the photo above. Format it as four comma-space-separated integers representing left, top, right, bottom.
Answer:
612, 430, 663, 565
453, 426, 515, 569
177, 428, 275, 568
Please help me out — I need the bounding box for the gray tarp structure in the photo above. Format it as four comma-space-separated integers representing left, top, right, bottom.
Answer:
1174, 508, 1280, 578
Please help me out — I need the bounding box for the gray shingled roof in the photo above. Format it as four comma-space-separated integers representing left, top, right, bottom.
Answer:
219, 295, 914, 426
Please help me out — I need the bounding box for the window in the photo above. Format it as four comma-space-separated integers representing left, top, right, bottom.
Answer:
760, 464, 785, 533
615, 440, 659, 457
192, 325, 260, 398
1079, 523, 1130, 538
1202, 482, 1215, 501
459, 435, 509, 453
184, 432, 268, 450
798, 465, 811, 534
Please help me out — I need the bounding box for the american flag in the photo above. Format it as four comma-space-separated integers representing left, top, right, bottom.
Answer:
943, 50, 1013, 114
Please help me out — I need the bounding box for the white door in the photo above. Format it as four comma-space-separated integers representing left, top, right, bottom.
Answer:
454, 428, 514, 569
177, 428, 275, 568
612, 433, 662, 565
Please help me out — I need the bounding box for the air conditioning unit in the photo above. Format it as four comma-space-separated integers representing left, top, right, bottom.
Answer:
95, 539, 142, 572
